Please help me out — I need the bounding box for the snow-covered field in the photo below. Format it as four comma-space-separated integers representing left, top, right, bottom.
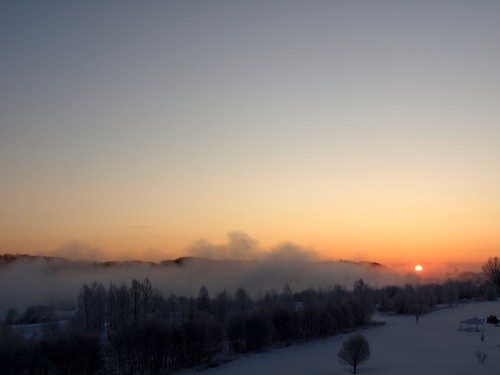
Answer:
183, 300, 500, 375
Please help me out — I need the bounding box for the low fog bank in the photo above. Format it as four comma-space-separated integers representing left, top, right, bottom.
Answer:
0, 232, 480, 311
1, 255, 402, 312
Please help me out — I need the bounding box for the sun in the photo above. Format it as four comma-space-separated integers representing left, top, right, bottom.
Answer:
415, 265, 423, 272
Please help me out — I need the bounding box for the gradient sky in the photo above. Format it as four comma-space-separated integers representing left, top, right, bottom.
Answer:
1, 1, 499, 268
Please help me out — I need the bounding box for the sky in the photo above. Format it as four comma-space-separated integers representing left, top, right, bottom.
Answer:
1, 1, 499, 270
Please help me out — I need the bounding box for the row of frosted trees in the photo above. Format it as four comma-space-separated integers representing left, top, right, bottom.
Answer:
1, 276, 496, 374
0, 278, 375, 374
377, 278, 497, 315
76, 278, 376, 373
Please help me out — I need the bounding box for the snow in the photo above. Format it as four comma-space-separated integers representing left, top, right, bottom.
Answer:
183, 300, 500, 374
11, 320, 70, 337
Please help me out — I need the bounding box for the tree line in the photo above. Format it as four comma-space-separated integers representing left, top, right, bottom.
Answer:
377, 277, 497, 316
1, 278, 376, 374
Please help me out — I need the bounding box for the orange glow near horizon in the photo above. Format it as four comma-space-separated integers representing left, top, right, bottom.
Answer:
0, 229, 492, 276
1, 2, 500, 286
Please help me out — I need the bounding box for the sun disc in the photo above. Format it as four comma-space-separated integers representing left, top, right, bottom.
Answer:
415, 265, 423, 272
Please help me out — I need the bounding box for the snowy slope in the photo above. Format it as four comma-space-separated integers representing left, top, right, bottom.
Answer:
183, 300, 500, 374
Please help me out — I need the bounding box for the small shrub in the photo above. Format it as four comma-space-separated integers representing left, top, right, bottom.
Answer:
474, 350, 487, 363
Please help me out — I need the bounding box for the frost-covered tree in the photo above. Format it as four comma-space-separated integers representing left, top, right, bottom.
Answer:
77, 281, 106, 333
130, 279, 142, 321
198, 285, 211, 314
443, 279, 459, 306
482, 257, 500, 291
352, 279, 375, 325
141, 277, 154, 317
213, 289, 231, 323
234, 287, 252, 313
338, 334, 370, 374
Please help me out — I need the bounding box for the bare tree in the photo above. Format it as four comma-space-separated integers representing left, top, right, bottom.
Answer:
338, 334, 370, 374
77, 282, 106, 333
482, 257, 500, 291
107, 282, 118, 334
43, 330, 103, 374
272, 306, 295, 344
352, 279, 375, 325
443, 279, 459, 306
198, 285, 211, 314
474, 350, 487, 363
5, 308, 19, 324
213, 289, 231, 323
130, 279, 142, 321
281, 283, 294, 308
78, 284, 92, 331
245, 311, 272, 352
141, 277, 154, 318
234, 287, 253, 313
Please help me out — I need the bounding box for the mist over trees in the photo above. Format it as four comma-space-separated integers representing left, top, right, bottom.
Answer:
0, 252, 406, 312
376, 277, 496, 317
0, 257, 496, 374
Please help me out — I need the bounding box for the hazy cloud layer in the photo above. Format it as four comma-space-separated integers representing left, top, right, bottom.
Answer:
188, 231, 259, 260
188, 231, 320, 261
0, 233, 476, 312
